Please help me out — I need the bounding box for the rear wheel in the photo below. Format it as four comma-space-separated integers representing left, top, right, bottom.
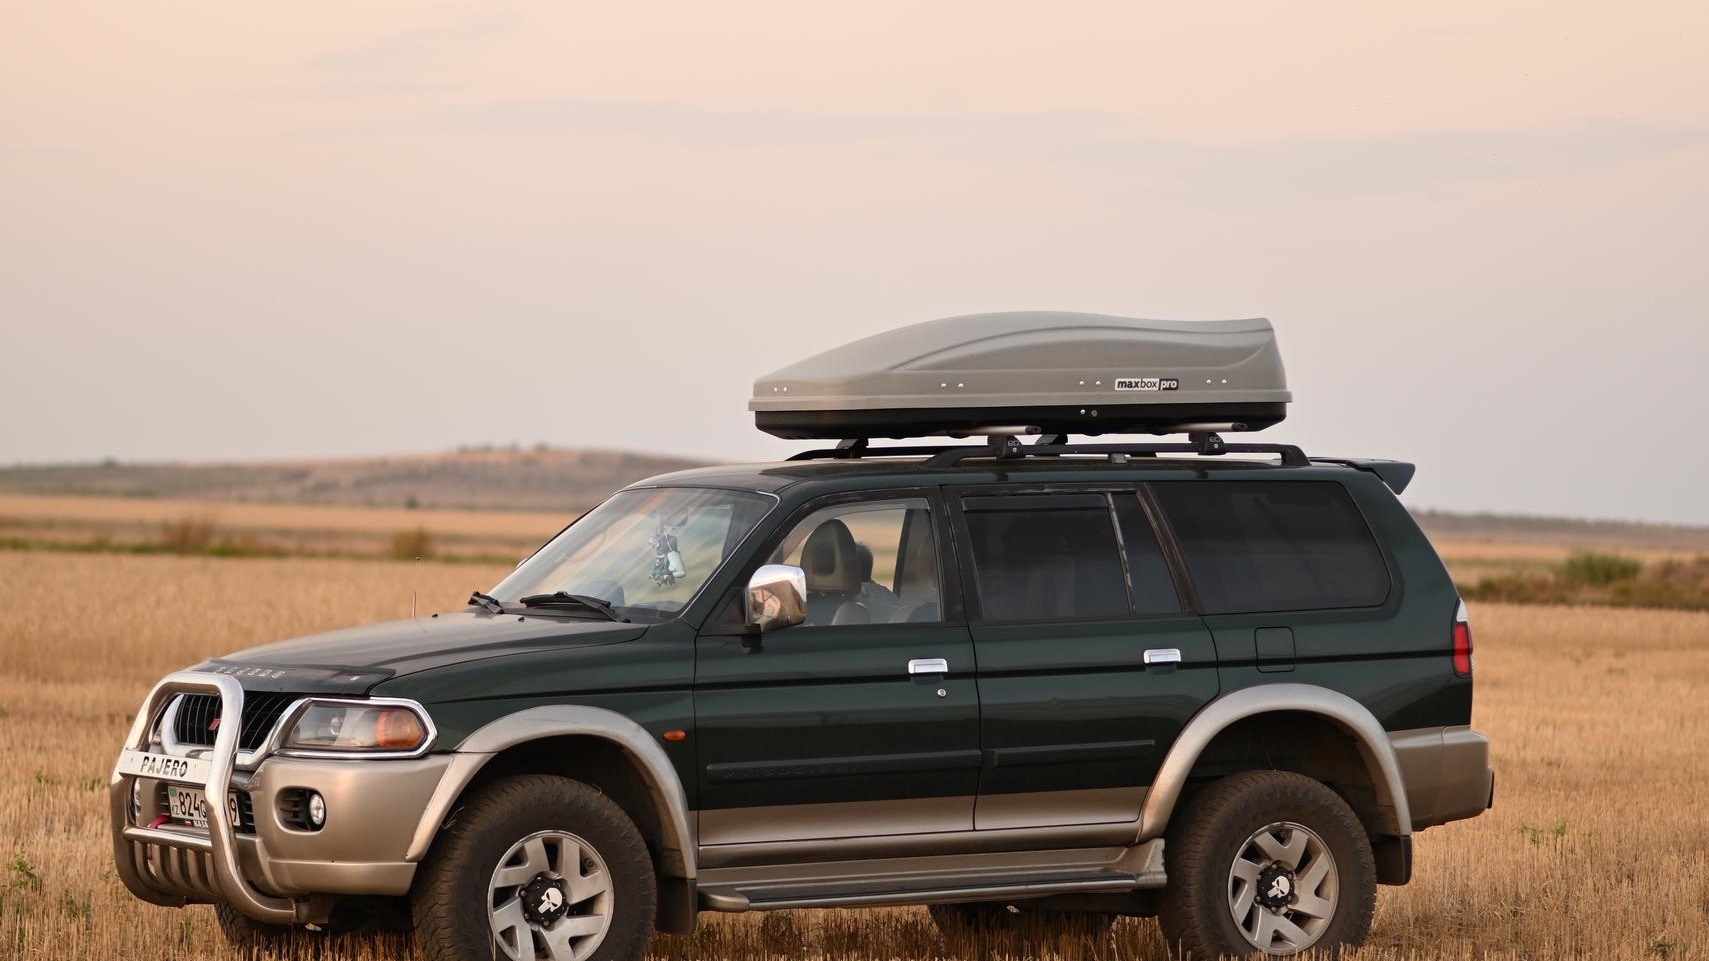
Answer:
412, 774, 656, 961
1157, 771, 1375, 958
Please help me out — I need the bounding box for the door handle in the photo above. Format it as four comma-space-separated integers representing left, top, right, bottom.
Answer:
907, 657, 949, 677
1143, 648, 1182, 667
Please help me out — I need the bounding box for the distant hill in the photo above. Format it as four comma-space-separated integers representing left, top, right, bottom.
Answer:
1, 449, 1705, 553
1410, 509, 1709, 553
0, 448, 714, 513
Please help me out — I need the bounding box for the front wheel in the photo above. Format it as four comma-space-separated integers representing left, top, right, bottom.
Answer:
1157, 771, 1376, 958
412, 774, 656, 961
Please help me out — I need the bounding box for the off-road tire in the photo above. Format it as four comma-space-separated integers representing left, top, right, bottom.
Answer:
928, 901, 1115, 945
1157, 771, 1376, 959
411, 774, 656, 961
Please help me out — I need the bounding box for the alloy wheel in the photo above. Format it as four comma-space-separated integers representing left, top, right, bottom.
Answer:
488, 830, 614, 961
1225, 820, 1338, 955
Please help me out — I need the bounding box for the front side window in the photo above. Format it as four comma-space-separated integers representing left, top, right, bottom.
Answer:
767, 498, 942, 626
1154, 480, 1390, 614
490, 487, 773, 621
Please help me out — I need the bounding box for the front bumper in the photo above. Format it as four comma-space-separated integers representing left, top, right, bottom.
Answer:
110, 672, 452, 922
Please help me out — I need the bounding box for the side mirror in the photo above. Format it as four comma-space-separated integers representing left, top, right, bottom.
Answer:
745, 564, 807, 634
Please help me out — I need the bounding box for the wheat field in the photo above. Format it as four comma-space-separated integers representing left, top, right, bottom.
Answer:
1, 550, 1705, 960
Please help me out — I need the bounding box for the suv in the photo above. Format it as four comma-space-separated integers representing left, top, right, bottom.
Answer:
110, 437, 1493, 959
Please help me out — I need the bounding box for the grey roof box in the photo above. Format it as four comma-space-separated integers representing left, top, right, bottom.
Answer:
751, 311, 1291, 440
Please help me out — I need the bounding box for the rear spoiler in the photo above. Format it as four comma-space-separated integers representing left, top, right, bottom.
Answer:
1310, 458, 1416, 494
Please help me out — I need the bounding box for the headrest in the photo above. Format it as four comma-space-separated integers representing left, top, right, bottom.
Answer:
802, 519, 861, 594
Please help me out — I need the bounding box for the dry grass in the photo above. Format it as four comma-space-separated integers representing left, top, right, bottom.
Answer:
2, 550, 1705, 960
0, 493, 565, 562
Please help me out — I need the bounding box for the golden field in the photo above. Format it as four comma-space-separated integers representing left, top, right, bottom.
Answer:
1, 549, 1705, 961
0, 493, 565, 563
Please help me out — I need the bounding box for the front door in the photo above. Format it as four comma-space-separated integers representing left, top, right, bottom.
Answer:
694, 490, 979, 846
951, 486, 1220, 829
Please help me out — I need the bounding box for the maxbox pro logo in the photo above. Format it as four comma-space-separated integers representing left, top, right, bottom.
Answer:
1113, 376, 1179, 391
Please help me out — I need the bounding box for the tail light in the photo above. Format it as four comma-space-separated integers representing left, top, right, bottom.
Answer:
1452, 598, 1473, 677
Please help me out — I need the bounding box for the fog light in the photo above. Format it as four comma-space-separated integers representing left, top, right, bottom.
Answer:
307, 792, 326, 828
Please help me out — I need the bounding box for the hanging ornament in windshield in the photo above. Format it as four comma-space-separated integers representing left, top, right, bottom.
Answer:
649, 516, 687, 587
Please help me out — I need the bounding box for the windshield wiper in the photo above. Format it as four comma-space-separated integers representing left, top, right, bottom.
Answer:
518, 592, 630, 622
468, 590, 505, 614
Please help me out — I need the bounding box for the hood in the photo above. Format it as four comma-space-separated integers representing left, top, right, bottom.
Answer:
194, 612, 646, 695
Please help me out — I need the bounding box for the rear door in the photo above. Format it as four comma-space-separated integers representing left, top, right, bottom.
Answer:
693, 489, 981, 845
950, 486, 1220, 830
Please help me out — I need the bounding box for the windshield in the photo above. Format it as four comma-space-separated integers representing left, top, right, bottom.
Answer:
488, 487, 774, 621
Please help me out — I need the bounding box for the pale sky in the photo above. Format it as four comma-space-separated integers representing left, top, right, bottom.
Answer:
3, 2, 1706, 523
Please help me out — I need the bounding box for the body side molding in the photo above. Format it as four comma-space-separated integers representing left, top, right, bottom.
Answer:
404, 706, 695, 879
1136, 683, 1413, 842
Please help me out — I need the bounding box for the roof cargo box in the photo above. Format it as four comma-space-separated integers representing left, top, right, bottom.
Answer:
751, 311, 1291, 440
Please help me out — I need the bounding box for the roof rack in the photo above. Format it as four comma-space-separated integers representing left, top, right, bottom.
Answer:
785, 433, 1417, 493
789, 431, 1310, 468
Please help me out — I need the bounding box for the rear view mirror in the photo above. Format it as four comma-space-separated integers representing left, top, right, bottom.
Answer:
745, 564, 807, 633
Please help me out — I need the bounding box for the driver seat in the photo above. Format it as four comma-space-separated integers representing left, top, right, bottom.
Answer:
800, 519, 869, 625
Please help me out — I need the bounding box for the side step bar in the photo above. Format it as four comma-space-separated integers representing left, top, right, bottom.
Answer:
699, 840, 1166, 912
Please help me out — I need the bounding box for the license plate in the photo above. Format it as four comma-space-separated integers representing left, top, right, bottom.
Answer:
116, 749, 211, 784
165, 785, 240, 829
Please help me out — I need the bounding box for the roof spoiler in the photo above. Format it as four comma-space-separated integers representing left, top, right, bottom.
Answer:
1310, 458, 1416, 494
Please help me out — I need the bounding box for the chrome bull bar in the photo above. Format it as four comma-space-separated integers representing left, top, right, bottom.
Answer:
109, 671, 300, 924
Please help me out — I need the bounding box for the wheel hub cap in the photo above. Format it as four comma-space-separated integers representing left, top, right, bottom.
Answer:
521, 875, 570, 926
1253, 863, 1296, 911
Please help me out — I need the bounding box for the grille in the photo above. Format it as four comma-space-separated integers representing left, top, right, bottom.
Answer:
170, 692, 302, 751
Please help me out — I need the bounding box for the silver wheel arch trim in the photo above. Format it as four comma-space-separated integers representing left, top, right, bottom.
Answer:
1136, 683, 1413, 842
404, 706, 695, 880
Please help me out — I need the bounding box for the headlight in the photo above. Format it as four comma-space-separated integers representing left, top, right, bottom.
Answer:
282, 700, 431, 754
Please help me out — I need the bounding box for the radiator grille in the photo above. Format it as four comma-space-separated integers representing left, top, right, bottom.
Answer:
170, 692, 301, 752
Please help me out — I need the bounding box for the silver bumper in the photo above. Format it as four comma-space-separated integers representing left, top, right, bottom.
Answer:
110, 672, 452, 923
1390, 725, 1495, 830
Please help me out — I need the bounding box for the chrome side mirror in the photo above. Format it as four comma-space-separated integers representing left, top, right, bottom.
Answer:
745, 564, 807, 633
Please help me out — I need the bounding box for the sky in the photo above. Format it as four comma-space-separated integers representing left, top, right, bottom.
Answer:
3, 2, 1706, 524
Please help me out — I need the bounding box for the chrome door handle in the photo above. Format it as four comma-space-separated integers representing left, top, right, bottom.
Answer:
1143, 648, 1182, 666
907, 657, 949, 677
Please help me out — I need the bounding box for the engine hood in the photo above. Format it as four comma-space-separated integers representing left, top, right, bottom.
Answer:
194, 612, 646, 695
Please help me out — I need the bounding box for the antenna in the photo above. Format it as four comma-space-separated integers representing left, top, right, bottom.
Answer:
411, 554, 420, 618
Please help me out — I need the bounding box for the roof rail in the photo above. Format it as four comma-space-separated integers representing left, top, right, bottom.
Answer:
790, 431, 1310, 468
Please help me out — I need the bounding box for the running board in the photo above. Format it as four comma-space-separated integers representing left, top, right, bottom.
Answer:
698, 840, 1166, 912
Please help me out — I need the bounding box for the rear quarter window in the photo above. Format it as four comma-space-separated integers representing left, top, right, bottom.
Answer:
1153, 480, 1390, 614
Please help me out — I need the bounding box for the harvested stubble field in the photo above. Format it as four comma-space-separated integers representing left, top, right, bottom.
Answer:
1, 550, 1705, 961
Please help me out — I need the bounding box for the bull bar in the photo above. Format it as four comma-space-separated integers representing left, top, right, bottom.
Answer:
109, 671, 302, 924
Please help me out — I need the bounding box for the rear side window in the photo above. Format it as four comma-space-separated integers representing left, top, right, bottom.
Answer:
962, 492, 1182, 620
1154, 481, 1389, 614
1112, 497, 1186, 614
963, 494, 1127, 620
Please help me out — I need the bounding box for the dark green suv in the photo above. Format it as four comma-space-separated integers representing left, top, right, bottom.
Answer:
110, 439, 1493, 960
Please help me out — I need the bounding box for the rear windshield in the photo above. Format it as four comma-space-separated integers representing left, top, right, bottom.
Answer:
1153, 481, 1389, 614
